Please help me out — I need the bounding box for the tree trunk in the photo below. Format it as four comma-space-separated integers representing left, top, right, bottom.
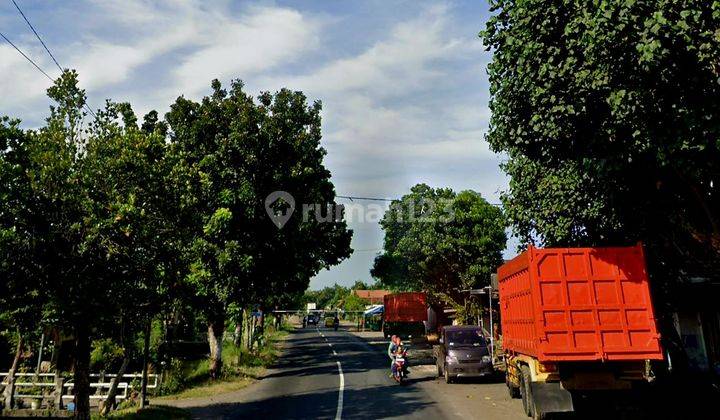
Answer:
247, 311, 254, 351
234, 309, 244, 347
73, 322, 91, 420
207, 311, 225, 380
234, 323, 242, 347
6, 332, 23, 377
140, 320, 151, 408
259, 309, 265, 337
2, 332, 23, 407
99, 356, 129, 416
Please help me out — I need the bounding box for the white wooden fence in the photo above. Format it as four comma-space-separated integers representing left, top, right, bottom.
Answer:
0, 372, 158, 410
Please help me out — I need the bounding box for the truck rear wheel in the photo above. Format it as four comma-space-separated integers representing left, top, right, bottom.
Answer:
519, 365, 534, 418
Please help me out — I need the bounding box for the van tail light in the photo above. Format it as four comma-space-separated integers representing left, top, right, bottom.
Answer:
538, 362, 558, 373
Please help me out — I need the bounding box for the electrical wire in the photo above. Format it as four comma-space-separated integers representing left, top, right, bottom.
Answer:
7, 0, 97, 118
11, 0, 62, 72
0, 31, 54, 82
336, 195, 394, 202
337, 194, 502, 207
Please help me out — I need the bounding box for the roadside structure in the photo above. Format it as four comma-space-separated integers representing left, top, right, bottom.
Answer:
353, 290, 390, 305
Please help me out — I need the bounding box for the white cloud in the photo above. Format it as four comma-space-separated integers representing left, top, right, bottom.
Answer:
2, 1, 321, 118
0, 44, 54, 118
172, 7, 321, 97
250, 4, 494, 203
259, 4, 477, 98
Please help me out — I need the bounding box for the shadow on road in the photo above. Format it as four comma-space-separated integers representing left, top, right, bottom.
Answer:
185, 380, 436, 419
179, 328, 444, 419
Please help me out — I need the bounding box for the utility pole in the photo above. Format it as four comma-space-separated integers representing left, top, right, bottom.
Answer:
459, 285, 495, 360
35, 333, 45, 377
485, 286, 494, 361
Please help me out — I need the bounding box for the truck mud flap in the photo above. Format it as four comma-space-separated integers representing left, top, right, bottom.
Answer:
530, 382, 574, 414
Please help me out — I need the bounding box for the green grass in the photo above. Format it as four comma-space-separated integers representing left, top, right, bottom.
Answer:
154, 372, 257, 400
94, 405, 190, 420
155, 326, 289, 400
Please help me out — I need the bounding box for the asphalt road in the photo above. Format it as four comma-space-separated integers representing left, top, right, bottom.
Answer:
167, 326, 717, 420
176, 326, 528, 420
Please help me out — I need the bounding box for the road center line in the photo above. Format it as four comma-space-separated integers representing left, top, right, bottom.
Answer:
335, 360, 344, 420
317, 329, 343, 419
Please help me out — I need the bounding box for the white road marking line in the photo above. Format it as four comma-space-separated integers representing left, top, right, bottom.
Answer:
335, 360, 344, 420
316, 326, 342, 418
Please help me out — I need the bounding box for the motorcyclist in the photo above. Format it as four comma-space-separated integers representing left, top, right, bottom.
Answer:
388, 335, 399, 376
388, 335, 409, 377
395, 343, 407, 361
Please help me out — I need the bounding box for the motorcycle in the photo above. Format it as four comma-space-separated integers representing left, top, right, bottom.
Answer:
392, 348, 408, 384
333, 319, 339, 331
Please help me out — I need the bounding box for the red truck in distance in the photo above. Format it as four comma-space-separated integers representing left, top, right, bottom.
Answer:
383, 292, 427, 339
498, 244, 662, 419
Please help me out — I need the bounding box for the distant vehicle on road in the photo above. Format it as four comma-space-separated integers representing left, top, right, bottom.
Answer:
383, 292, 427, 339
305, 313, 319, 326
436, 325, 493, 383
324, 316, 335, 327
499, 244, 663, 419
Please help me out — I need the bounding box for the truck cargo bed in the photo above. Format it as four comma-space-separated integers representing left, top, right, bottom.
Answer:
498, 244, 662, 361
383, 292, 427, 322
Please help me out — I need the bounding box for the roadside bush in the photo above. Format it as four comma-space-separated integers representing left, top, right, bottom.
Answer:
157, 328, 284, 396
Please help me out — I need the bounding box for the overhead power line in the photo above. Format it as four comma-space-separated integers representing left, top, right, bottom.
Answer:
337, 194, 502, 207
7, 0, 97, 119
11, 0, 62, 72
336, 195, 395, 202
0, 31, 54, 81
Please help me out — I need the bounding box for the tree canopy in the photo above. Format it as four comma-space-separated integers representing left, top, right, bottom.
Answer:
165, 79, 352, 377
302, 283, 373, 314
371, 184, 507, 296
0, 70, 182, 418
481, 1, 720, 286
0, 72, 352, 418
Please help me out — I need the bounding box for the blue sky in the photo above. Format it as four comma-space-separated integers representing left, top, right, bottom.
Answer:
0, 0, 513, 289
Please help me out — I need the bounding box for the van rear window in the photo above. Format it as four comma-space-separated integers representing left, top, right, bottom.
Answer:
447, 329, 486, 347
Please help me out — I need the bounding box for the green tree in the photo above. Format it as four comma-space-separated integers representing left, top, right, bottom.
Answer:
351, 280, 375, 290
81, 100, 178, 413
481, 1, 720, 304
0, 71, 176, 419
372, 184, 507, 296
303, 284, 350, 310
342, 292, 369, 319
0, 116, 42, 386
165, 80, 352, 378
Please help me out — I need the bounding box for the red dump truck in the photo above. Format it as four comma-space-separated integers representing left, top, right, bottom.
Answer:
498, 244, 662, 419
383, 292, 427, 339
